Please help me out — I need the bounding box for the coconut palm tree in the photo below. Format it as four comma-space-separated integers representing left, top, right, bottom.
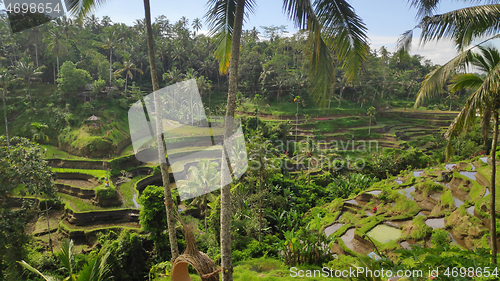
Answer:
44, 27, 70, 76
414, 46, 500, 265
98, 28, 122, 88
55, 16, 76, 40
192, 18, 202, 36
445, 91, 460, 111
114, 56, 144, 94
14, 57, 45, 110
206, 0, 369, 272
0, 67, 13, 147
18, 239, 111, 281
162, 66, 184, 85
398, 1, 500, 54
28, 26, 41, 68
30, 122, 49, 144
65, 0, 180, 260
177, 160, 219, 231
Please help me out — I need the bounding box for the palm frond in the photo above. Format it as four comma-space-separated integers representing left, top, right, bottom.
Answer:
65, 0, 109, 18
449, 73, 484, 92
316, 0, 369, 82
284, 0, 369, 106
407, 0, 440, 19
308, 36, 335, 107
17, 261, 60, 281
415, 49, 473, 107
444, 45, 500, 157
419, 4, 500, 50
205, 0, 256, 73
282, 0, 315, 29
56, 239, 74, 277
397, 29, 414, 53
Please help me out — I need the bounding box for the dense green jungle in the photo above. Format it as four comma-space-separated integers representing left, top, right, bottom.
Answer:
2, 2, 500, 281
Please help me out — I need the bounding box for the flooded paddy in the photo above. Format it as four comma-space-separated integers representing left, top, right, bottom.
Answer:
366, 190, 382, 196
413, 170, 423, 177
460, 171, 477, 181
367, 225, 402, 243
398, 186, 415, 200
324, 223, 344, 237
467, 206, 475, 216
425, 218, 445, 229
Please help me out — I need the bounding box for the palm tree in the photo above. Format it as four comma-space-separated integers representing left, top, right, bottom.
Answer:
206, 0, 369, 272
445, 91, 459, 111
18, 239, 111, 281
414, 46, 500, 265
65, 0, 180, 260
399, 2, 500, 264
367, 106, 375, 135
55, 16, 76, 40
98, 28, 122, 88
399, 2, 500, 54
192, 18, 202, 36
114, 57, 144, 94
31, 122, 49, 144
0, 67, 13, 147
162, 66, 184, 85
177, 160, 219, 231
44, 27, 70, 76
14, 57, 45, 110
29, 27, 41, 68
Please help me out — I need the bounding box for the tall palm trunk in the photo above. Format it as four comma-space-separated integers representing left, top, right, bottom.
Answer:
221, 1, 245, 280
44, 199, 53, 254
28, 76, 32, 110
369, 116, 372, 135
2, 85, 9, 147
491, 112, 498, 265
109, 47, 113, 86
56, 55, 59, 76
143, 0, 179, 261
34, 35, 39, 68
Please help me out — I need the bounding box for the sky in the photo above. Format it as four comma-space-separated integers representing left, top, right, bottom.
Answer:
88, 0, 473, 65
0, 0, 490, 64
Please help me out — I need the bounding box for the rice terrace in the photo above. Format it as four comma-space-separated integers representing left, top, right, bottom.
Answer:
2, 0, 500, 281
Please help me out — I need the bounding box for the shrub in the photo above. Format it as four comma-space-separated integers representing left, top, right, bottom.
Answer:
96, 188, 118, 200
431, 229, 451, 248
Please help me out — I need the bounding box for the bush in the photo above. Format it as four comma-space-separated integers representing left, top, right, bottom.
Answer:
96, 188, 118, 200
431, 229, 451, 248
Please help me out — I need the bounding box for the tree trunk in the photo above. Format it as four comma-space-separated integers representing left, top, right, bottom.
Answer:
369, 116, 371, 135
56, 56, 59, 77
2, 86, 9, 147
221, 1, 246, 280
143, 0, 179, 261
28, 77, 32, 110
295, 102, 298, 144
338, 87, 344, 108
44, 199, 53, 254
35, 37, 38, 68
258, 174, 262, 246
491, 112, 498, 265
109, 47, 113, 87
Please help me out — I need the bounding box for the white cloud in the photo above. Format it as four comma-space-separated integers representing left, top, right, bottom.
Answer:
369, 35, 459, 65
